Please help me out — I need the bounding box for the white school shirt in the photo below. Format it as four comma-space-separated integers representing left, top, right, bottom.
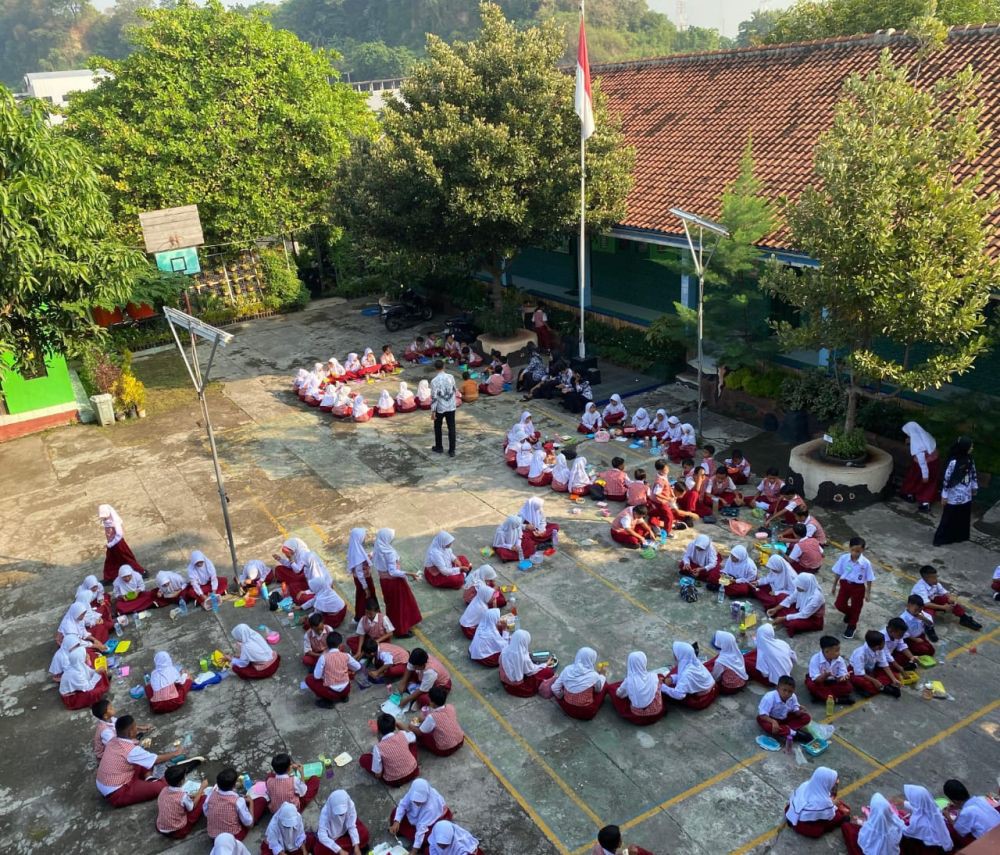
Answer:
408, 666, 444, 693
954, 796, 1000, 839
880, 629, 908, 655
758, 690, 801, 721
317, 796, 361, 848
899, 610, 927, 638
370, 731, 416, 775
156, 787, 195, 831
271, 773, 308, 799
831, 554, 875, 585
849, 643, 891, 675
354, 613, 395, 637
205, 786, 254, 826
96, 741, 158, 795
911, 579, 948, 602
803, 516, 821, 540
808, 652, 848, 681
312, 652, 362, 691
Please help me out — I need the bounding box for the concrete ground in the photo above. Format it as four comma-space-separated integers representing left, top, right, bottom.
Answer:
2, 298, 999, 855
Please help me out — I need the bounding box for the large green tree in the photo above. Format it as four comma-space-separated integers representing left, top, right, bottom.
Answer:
761, 52, 997, 432
65, 0, 376, 246
336, 1, 633, 306
0, 87, 144, 368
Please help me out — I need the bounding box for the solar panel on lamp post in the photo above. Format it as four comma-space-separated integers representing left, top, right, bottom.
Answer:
162, 306, 239, 577
669, 208, 729, 440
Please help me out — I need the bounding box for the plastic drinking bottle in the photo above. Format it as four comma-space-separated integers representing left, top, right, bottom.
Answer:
114, 621, 124, 638
178, 598, 188, 616
241, 773, 252, 791
785, 733, 793, 754
260, 582, 269, 601
717, 587, 725, 605
826, 694, 835, 717
143, 673, 150, 686
552, 530, 559, 547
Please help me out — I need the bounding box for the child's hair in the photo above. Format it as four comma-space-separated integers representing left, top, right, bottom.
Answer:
361, 636, 378, 658
434, 359, 444, 370
460, 346, 470, 355
597, 826, 623, 850
731, 449, 744, 461
633, 504, 648, 517
703, 444, 716, 455
907, 594, 925, 608
326, 631, 343, 649
271, 753, 292, 775
819, 635, 840, 651
919, 565, 937, 578
500, 355, 508, 364
382, 344, 391, 353
428, 685, 449, 707
886, 617, 907, 635
115, 715, 134, 736
792, 523, 808, 538
165, 764, 187, 787
634, 468, 646, 481
92, 698, 112, 720
674, 482, 688, 495
408, 648, 428, 668
462, 371, 470, 380
864, 630, 885, 648
681, 457, 694, 468
612, 456, 625, 469
307, 612, 325, 630
794, 505, 809, 518
943, 779, 970, 803
365, 597, 379, 612
849, 536, 867, 548
377, 713, 396, 736
780, 484, 796, 495
777, 675, 795, 688
654, 459, 668, 473
766, 467, 779, 476
416, 335, 425, 343
216, 767, 238, 791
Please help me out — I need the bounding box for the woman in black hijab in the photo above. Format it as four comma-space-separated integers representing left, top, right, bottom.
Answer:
933, 437, 977, 546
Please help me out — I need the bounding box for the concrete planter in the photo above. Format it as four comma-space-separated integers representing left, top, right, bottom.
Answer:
788, 438, 894, 509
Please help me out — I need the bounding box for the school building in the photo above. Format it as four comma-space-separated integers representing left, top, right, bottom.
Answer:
0, 354, 79, 441
510, 24, 1000, 395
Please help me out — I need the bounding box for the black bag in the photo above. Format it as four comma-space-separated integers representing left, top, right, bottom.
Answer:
268, 591, 282, 612
589, 482, 606, 502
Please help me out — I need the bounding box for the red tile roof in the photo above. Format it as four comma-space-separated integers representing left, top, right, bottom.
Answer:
594, 25, 1000, 254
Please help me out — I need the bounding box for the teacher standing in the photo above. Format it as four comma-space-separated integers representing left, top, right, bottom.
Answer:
430, 360, 457, 457
934, 436, 977, 546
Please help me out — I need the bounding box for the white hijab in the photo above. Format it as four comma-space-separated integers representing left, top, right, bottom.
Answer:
902, 784, 953, 849
786, 767, 838, 825
631, 407, 650, 430
651, 409, 667, 430
754, 623, 796, 684
516, 440, 534, 467
328, 357, 345, 376
232, 624, 272, 663
683, 534, 718, 569
672, 641, 715, 695
187, 550, 216, 582
150, 650, 181, 692
280, 537, 309, 570
239, 560, 268, 585
211, 833, 252, 855
351, 395, 369, 419
155, 570, 185, 593
403, 778, 447, 830
680, 423, 696, 445
722, 545, 757, 582
378, 390, 394, 410
603, 393, 626, 416
344, 352, 360, 369
397, 381, 414, 403
98, 504, 123, 538
429, 820, 480, 855
580, 403, 602, 430
902, 421, 936, 457
527, 449, 549, 479
424, 531, 457, 572
859, 793, 905, 855
73, 592, 101, 626
265, 802, 305, 853
362, 347, 375, 363
57, 602, 88, 639
49, 633, 82, 676
417, 380, 431, 401
59, 646, 100, 695
346, 528, 368, 570
621, 651, 659, 708
463, 564, 496, 590
560, 647, 601, 693
294, 368, 309, 388
303, 552, 331, 585
460, 584, 494, 628
518, 497, 546, 529
469, 608, 507, 659
333, 385, 351, 408
568, 457, 592, 491
302, 374, 321, 397
500, 629, 534, 683
519, 410, 533, 429
75, 575, 102, 601
372, 528, 399, 574
319, 384, 340, 407
114, 565, 144, 597
492, 516, 523, 550
551, 453, 570, 483
762, 554, 798, 595
308, 575, 345, 613
788, 573, 825, 614
711, 630, 749, 680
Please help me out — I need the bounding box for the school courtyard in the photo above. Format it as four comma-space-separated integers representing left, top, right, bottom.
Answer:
1, 297, 998, 855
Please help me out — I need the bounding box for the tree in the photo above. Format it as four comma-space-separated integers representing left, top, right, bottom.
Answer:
65, 0, 376, 246
0, 87, 144, 369
0, 0, 99, 88
648, 138, 778, 368
737, 9, 781, 47
761, 52, 997, 434
336, 2, 633, 308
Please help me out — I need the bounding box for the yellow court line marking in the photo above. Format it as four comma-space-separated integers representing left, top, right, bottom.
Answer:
728, 697, 1000, 855
944, 622, 1000, 659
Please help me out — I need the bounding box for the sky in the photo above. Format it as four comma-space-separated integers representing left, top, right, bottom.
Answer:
648, 0, 796, 38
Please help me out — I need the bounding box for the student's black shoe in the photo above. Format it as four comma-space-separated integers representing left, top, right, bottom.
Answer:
881, 685, 902, 699
902, 493, 916, 503
842, 625, 856, 640
994, 591, 1000, 602
429, 446, 444, 454
959, 614, 982, 631
448, 450, 456, 457
917, 503, 931, 513
315, 699, 335, 709
903, 661, 918, 671
397, 631, 415, 639
926, 626, 939, 643
793, 730, 813, 744
835, 697, 855, 706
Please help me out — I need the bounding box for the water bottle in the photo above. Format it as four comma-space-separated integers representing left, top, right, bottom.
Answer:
143, 673, 150, 686
260, 582, 269, 601
652, 435, 659, 452
717, 587, 725, 605
826, 694, 835, 718
551, 529, 559, 548
241, 773, 252, 792
210, 593, 220, 613
178, 598, 188, 617
114, 621, 124, 638
785, 733, 793, 755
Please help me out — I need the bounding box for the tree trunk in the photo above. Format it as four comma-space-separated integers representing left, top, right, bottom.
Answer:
488, 258, 503, 311
844, 383, 859, 432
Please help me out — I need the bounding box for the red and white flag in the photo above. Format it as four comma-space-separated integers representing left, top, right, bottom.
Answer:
575, 16, 595, 140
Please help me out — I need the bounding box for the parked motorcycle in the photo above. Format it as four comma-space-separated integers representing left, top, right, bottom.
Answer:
440, 312, 480, 344
379, 288, 433, 332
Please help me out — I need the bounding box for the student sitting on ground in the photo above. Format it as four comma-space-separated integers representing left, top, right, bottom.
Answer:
468, 608, 509, 667
578, 402, 603, 434
704, 630, 749, 694
882, 617, 918, 671
406, 685, 466, 756
60, 644, 109, 710
315, 789, 369, 855
608, 651, 666, 725
661, 641, 717, 710
478, 366, 505, 396
499, 629, 555, 697
698, 444, 718, 477
745, 623, 797, 687
518, 496, 559, 547
380, 344, 398, 373
527, 448, 555, 487
96, 715, 182, 808
459, 584, 495, 640
591, 825, 655, 855
396, 647, 452, 710
701, 469, 743, 516
265, 752, 321, 815
302, 613, 333, 668
568, 456, 593, 496
347, 597, 394, 655
610, 504, 658, 549
145, 651, 192, 714
597, 457, 629, 501
780, 505, 827, 548
261, 802, 314, 855
626, 468, 651, 508
395, 382, 417, 412
942, 778, 1000, 848
187, 550, 229, 604
404, 336, 426, 362
300, 576, 347, 627
428, 820, 483, 855
757, 675, 812, 743
841, 792, 904, 855
663, 415, 683, 457
804, 636, 854, 705
156, 762, 207, 839
154, 570, 188, 608
113, 565, 156, 614
787, 523, 825, 574
768, 573, 826, 637
785, 766, 851, 838
719, 545, 757, 598
423, 531, 470, 589
723, 449, 751, 485
229, 624, 280, 679
913, 565, 982, 630
459, 371, 478, 404
204, 767, 265, 840
766, 484, 806, 527
461, 565, 506, 607
514, 437, 534, 476
360, 636, 409, 682
390, 778, 453, 852
899, 783, 953, 853
848, 630, 903, 698
900, 594, 938, 655
678, 534, 721, 583
550, 453, 571, 493
675, 423, 697, 462
752, 554, 798, 610
376, 390, 396, 418
602, 394, 628, 426
551, 647, 608, 720
649, 409, 669, 440
351, 394, 374, 422
359, 713, 420, 787
306, 631, 361, 706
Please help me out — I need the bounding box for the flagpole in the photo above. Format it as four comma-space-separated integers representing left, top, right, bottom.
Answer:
578, 0, 587, 361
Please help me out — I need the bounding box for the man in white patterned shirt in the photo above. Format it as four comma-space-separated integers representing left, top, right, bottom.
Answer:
429, 360, 457, 457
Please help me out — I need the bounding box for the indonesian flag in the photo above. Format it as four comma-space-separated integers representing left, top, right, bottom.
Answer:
575, 16, 595, 140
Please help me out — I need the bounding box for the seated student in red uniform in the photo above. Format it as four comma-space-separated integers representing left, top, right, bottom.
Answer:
468, 607, 509, 667
302, 613, 333, 668
478, 366, 505, 396
341, 352, 362, 380
768, 573, 826, 637
912, 565, 982, 630
96, 715, 183, 808
592, 824, 655, 855
610, 504, 657, 548
228, 624, 280, 679
751, 554, 798, 610
330, 385, 354, 418
805, 636, 855, 705
701, 469, 743, 516
396, 647, 452, 710
676, 423, 698, 462
678, 534, 722, 583
261, 803, 317, 855
318, 381, 343, 412
351, 394, 374, 422
205, 767, 266, 841
578, 401, 603, 434
752, 468, 784, 514
306, 631, 362, 707
376, 390, 396, 417
186, 550, 229, 605
780, 504, 828, 548
597, 457, 630, 501
499, 629, 555, 697
671, 481, 702, 525
429, 820, 483, 855
745, 623, 797, 688
882, 618, 919, 671
100, 503, 148, 582
527, 449, 555, 487
348, 598, 394, 655
58, 596, 110, 654
785, 766, 851, 838
404, 336, 426, 363
113, 565, 157, 614
848, 630, 903, 698
406, 685, 465, 756
898, 783, 955, 854
513, 438, 534, 476
608, 651, 666, 725
459, 583, 495, 639
314, 789, 370, 855
359, 348, 380, 376
59, 645, 110, 710
900, 595, 938, 656
395, 381, 417, 412
265, 752, 321, 815
663, 415, 683, 458
552, 647, 608, 720
787, 524, 825, 574
661, 641, 717, 710
841, 792, 904, 855
152, 569, 191, 608
550, 452, 571, 493
626, 468, 651, 508
461, 565, 506, 607
628, 407, 652, 438
568, 456, 594, 496
648, 409, 669, 440
379, 344, 398, 373
942, 778, 1000, 849
723, 449, 752, 485
460, 344, 482, 367
233, 559, 273, 596
145, 651, 192, 714
602, 394, 628, 426
359, 713, 420, 787
300, 576, 347, 628
698, 444, 718, 478
156, 763, 207, 838
518, 497, 559, 547
704, 630, 748, 694
757, 675, 813, 743
719, 545, 758, 598
391, 778, 453, 852
767, 484, 806, 527
74, 578, 114, 641
361, 636, 410, 682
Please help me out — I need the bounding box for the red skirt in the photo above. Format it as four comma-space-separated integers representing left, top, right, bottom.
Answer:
460, 624, 477, 640
145, 677, 193, 714
528, 472, 553, 487
556, 686, 607, 720
60, 673, 110, 710
501, 667, 555, 698
103, 540, 147, 582
274, 565, 309, 597
786, 803, 849, 838
471, 651, 501, 668
669, 684, 718, 710
114, 590, 157, 614
379, 577, 423, 636
233, 654, 281, 680
753, 584, 788, 610
313, 820, 371, 855
305, 674, 351, 702
611, 528, 644, 548
416, 729, 465, 757
353, 574, 378, 621
607, 682, 667, 725
899, 455, 941, 505
424, 567, 466, 589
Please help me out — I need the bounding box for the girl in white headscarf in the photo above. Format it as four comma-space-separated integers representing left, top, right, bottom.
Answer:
551, 647, 608, 720
578, 401, 603, 433
514, 438, 534, 476
373, 528, 422, 637
461, 565, 505, 607
301, 575, 347, 625
664, 413, 683, 447
527, 448, 554, 487
650, 408, 669, 439
428, 819, 481, 855
748, 622, 797, 686
351, 394, 373, 422
376, 389, 396, 417
49, 633, 83, 681
679, 534, 721, 583
211, 833, 251, 855
301, 370, 322, 405
423, 531, 469, 589
518, 496, 558, 546
492, 515, 531, 562
360, 347, 378, 374
347, 527, 377, 620
499, 629, 555, 697
706, 630, 749, 693
568, 456, 593, 496
316, 788, 367, 854
720, 544, 758, 597
602, 393, 628, 426
147, 650, 192, 712
229, 623, 279, 679
273, 537, 310, 596
629, 407, 651, 436
391, 778, 450, 851
326, 357, 346, 382
901, 784, 953, 851
67, 589, 112, 645
753, 554, 798, 610
293, 367, 309, 390
343, 352, 362, 379
610, 651, 665, 723
99, 502, 147, 581
503, 423, 526, 467
785, 766, 850, 836
264, 802, 307, 853
187, 550, 226, 603
56, 601, 103, 649
661, 641, 717, 708
59, 645, 109, 710
113, 565, 156, 613
416, 379, 432, 409
841, 792, 905, 855
153, 568, 187, 607
550, 452, 571, 492
518, 410, 539, 443
769, 572, 826, 637
677, 422, 697, 454
75, 575, 108, 620
900, 421, 940, 511
235, 559, 272, 594
396, 381, 417, 412
468, 607, 508, 666
330, 384, 353, 418
459, 584, 495, 639
318, 380, 344, 412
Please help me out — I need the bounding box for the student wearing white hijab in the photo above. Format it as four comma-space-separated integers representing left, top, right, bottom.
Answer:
568, 456, 593, 496
263, 802, 309, 854
499, 629, 555, 697
154, 569, 189, 606
49, 633, 83, 681
753, 554, 799, 610
67, 589, 110, 644
316, 788, 369, 854
578, 402, 603, 433
550, 453, 571, 492
344, 527, 376, 620
720, 545, 758, 597
629, 407, 652, 435
293, 367, 309, 390
59, 645, 109, 709
900, 784, 953, 851
416, 379, 432, 408
551, 647, 608, 720
373, 528, 423, 637
329, 384, 352, 418
900, 421, 940, 511
518, 496, 559, 546
394, 381, 416, 413
461, 564, 506, 607
99, 502, 147, 581
423, 531, 470, 589
459, 584, 494, 639
769, 572, 826, 637
187, 550, 228, 603
785, 766, 850, 837
301, 371, 322, 405
602, 393, 628, 425
343, 352, 362, 378
273, 537, 311, 595
147, 650, 192, 713
327, 357, 346, 381
376, 389, 396, 417
113, 564, 156, 613
649, 408, 669, 438
351, 393, 373, 422
747, 622, 798, 686
503, 423, 526, 467
468, 607, 509, 666
76, 575, 111, 632
514, 438, 534, 475
229, 624, 280, 679
234, 559, 272, 594
301, 575, 347, 626
492, 515, 530, 562
678, 534, 721, 583
705, 630, 749, 693
390, 778, 451, 851
677, 423, 697, 458
428, 820, 482, 855
210, 833, 252, 855
56, 601, 103, 650
518, 410, 539, 442
527, 448, 554, 486
318, 381, 341, 412
360, 347, 379, 374
840, 792, 905, 855
661, 641, 717, 709
609, 651, 665, 724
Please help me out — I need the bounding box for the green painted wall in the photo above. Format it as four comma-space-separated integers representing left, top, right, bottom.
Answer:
1, 353, 76, 415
